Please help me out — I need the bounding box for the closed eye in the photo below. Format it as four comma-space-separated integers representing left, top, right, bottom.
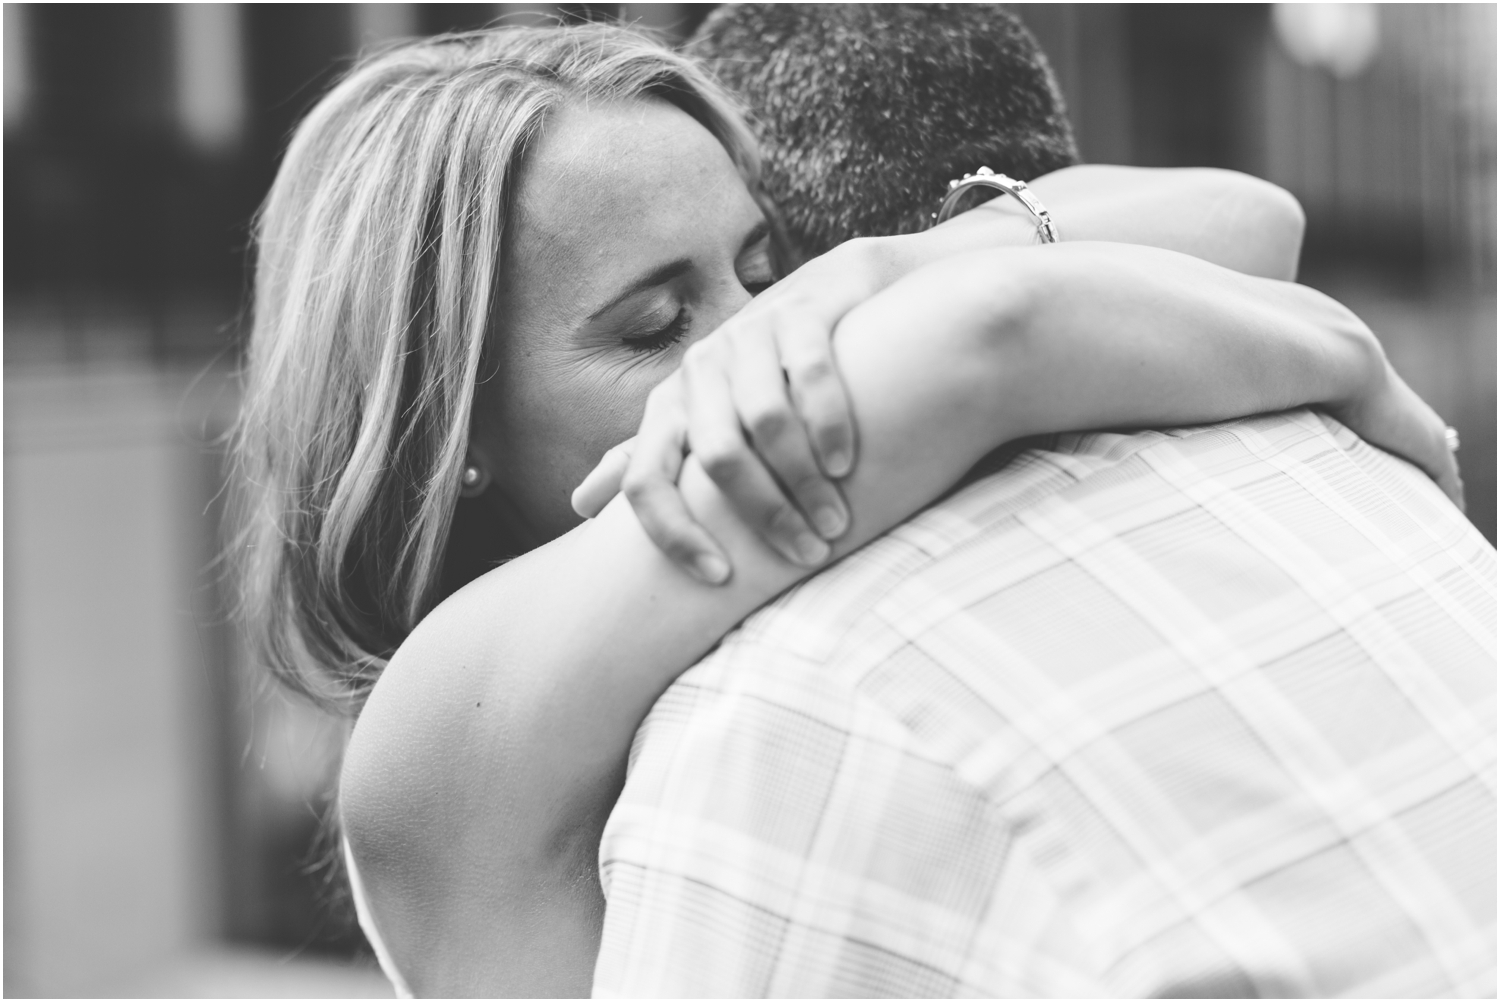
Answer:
622, 307, 690, 354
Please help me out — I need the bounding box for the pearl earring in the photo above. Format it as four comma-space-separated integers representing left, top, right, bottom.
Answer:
459, 463, 487, 498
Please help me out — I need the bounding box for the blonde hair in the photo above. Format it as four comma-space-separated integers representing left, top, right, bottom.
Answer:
231, 25, 763, 714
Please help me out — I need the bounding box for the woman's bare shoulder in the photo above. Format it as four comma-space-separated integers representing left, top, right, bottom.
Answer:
338, 576, 518, 990
338, 503, 777, 992
345, 572, 498, 802
341, 524, 595, 848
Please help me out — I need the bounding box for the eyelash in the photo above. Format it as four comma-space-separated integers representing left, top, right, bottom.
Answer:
619, 259, 771, 355
624, 308, 690, 354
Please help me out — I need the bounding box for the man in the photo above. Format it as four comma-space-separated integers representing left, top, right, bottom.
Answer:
591, 6, 1496, 996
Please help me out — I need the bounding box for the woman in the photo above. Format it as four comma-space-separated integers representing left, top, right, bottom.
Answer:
231, 25, 1458, 997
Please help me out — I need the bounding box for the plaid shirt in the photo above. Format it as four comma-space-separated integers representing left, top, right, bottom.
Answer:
593, 409, 1497, 998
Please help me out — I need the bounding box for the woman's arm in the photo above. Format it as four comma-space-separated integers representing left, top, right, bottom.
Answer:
888, 164, 1306, 282
1028, 165, 1305, 280
339, 241, 1434, 996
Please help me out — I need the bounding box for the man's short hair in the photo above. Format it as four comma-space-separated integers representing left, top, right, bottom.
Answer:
689, 3, 1081, 260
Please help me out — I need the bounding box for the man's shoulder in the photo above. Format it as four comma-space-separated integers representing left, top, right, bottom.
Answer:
717, 408, 1393, 654
630, 403, 1492, 783
601, 408, 1496, 997
607, 414, 1264, 804
669, 410, 1347, 695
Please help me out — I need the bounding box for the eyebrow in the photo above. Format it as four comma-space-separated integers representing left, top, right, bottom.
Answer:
586, 258, 693, 323
584, 219, 772, 323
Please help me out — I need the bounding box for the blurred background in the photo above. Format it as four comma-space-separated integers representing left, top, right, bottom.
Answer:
5, 3, 1494, 997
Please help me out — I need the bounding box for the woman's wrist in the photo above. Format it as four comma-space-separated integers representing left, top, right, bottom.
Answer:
788, 235, 905, 306
1318, 318, 1400, 436
813, 174, 1061, 292
1276, 284, 1385, 416
843, 194, 1044, 290
842, 247, 1044, 446
829, 233, 932, 295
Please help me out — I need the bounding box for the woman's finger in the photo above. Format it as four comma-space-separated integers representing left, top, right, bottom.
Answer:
1439, 459, 1466, 512
775, 308, 856, 478
1346, 369, 1467, 513
621, 380, 732, 585
571, 437, 635, 519
728, 320, 849, 541
682, 341, 831, 568
1390, 373, 1467, 511
1431, 430, 1466, 512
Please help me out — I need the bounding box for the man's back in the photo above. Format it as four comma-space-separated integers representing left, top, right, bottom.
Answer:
594, 410, 1495, 997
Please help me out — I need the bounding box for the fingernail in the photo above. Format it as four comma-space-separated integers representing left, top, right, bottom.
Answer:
812, 504, 847, 539
694, 553, 730, 584
824, 449, 852, 478
793, 532, 830, 565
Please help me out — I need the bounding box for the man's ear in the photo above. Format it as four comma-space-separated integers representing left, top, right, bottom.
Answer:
755, 191, 806, 275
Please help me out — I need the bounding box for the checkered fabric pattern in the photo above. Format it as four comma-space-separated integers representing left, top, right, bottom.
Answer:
593, 409, 1497, 998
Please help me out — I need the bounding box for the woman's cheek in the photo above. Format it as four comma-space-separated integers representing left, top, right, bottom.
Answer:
576, 372, 657, 454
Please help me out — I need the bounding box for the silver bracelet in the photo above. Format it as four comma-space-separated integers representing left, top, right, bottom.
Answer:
933, 166, 1061, 243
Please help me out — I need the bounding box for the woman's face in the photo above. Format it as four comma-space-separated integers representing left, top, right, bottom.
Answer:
469, 97, 773, 550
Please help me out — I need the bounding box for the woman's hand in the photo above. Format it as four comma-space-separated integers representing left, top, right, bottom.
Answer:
573, 239, 899, 582
1328, 360, 1465, 509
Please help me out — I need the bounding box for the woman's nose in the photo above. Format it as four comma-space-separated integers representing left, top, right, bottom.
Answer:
699, 277, 755, 335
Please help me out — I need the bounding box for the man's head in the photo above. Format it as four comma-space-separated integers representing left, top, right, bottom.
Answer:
689, 3, 1080, 261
